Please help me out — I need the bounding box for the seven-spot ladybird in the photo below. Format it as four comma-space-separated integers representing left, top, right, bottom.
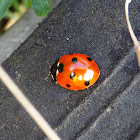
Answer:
50, 53, 100, 90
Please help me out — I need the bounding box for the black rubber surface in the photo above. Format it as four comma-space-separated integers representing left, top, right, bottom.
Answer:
0, 0, 140, 140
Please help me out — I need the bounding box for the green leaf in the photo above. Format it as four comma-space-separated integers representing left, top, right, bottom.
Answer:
12, 0, 20, 12
31, 0, 50, 16
0, 0, 13, 20
22, 0, 31, 9
4, 10, 16, 19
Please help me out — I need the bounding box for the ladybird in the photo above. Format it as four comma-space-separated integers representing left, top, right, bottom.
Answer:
50, 53, 100, 90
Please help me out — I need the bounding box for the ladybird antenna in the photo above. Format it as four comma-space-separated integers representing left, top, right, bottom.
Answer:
125, 0, 140, 67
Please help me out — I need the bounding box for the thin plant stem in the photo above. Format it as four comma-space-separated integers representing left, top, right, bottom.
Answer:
125, 0, 140, 67
0, 65, 61, 140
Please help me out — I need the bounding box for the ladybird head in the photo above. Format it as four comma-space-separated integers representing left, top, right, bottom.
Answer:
50, 59, 64, 81
50, 60, 58, 81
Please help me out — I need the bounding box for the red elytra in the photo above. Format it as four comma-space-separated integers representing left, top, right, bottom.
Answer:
50, 53, 100, 90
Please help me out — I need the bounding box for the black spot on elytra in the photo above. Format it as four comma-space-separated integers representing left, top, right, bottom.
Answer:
87, 57, 92, 61
70, 72, 75, 80
85, 81, 90, 86
66, 84, 70, 87
72, 58, 77, 63
58, 63, 64, 73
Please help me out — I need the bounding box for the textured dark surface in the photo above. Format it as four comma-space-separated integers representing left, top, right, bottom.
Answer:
0, 0, 140, 140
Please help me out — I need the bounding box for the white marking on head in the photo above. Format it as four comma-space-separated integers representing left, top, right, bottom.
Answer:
57, 62, 59, 67
56, 69, 59, 76
78, 75, 83, 81
84, 69, 94, 81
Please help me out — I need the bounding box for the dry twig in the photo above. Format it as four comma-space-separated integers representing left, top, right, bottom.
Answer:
125, 0, 140, 67
0, 65, 61, 140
